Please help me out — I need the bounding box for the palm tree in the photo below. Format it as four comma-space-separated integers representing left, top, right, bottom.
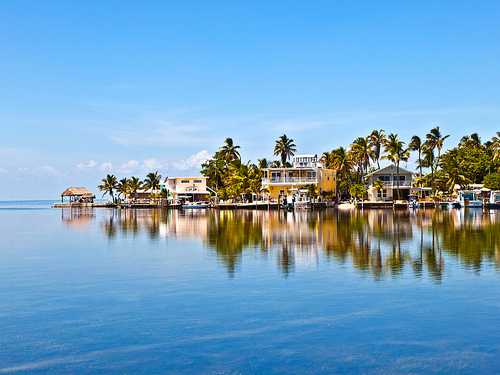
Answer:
219, 138, 241, 165
439, 155, 469, 192
257, 158, 269, 170
116, 177, 129, 199
490, 132, 500, 161
97, 174, 117, 200
350, 136, 372, 183
459, 133, 483, 150
127, 176, 143, 200
421, 147, 436, 193
159, 188, 170, 207
425, 127, 450, 160
330, 147, 354, 180
372, 178, 387, 201
382, 133, 410, 200
273, 134, 297, 167
201, 157, 226, 189
319, 151, 332, 168
349, 184, 367, 203
269, 160, 281, 168
408, 135, 423, 178
143, 171, 162, 193
368, 129, 386, 169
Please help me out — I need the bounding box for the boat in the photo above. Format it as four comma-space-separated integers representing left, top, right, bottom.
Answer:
182, 201, 209, 209
337, 201, 356, 209
454, 190, 482, 208
486, 190, 500, 208
407, 194, 420, 209
282, 192, 311, 210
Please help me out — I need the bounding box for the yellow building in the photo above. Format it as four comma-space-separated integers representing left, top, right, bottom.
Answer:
262, 154, 336, 200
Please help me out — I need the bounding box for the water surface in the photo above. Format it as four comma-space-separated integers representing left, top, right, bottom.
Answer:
1, 204, 500, 374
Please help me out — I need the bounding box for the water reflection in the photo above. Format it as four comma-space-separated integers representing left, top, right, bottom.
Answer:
64, 208, 500, 281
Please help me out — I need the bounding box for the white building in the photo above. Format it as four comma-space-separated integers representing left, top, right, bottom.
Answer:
160, 177, 210, 202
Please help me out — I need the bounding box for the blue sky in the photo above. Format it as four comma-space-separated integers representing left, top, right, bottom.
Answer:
1, 1, 500, 199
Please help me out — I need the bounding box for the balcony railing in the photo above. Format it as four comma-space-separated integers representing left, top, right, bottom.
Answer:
262, 177, 317, 185
371, 181, 412, 187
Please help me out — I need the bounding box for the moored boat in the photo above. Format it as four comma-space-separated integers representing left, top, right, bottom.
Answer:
454, 190, 482, 208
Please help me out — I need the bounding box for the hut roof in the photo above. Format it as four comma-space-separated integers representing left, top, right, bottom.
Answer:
61, 187, 96, 198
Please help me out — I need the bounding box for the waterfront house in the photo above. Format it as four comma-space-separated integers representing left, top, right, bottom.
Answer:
366, 164, 431, 201
261, 154, 336, 200
160, 177, 210, 202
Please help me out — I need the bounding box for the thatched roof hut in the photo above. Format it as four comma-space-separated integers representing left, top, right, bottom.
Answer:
61, 187, 96, 203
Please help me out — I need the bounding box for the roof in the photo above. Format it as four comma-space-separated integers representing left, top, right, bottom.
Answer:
61, 187, 96, 198
366, 164, 414, 177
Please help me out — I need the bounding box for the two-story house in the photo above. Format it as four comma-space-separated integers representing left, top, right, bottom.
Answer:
261, 154, 336, 200
366, 164, 430, 201
160, 177, 209, 202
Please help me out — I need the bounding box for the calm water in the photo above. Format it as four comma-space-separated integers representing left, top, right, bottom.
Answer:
1, 202, 500, 374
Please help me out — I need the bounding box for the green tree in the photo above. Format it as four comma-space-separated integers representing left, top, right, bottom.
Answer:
219, 138, 241, 165
127, 176, 143, 199
372, 178, 387, 200
425, 127, 450, 160
382, 133, 410, 200
483, 173, 500, 190
143, 171, 162, 192
97, 174, 117, 200
350, 136, 372, 183
273, 134, 297, 167
116, 177, 129, 198
368, 129, 386, 169
408, 135, 424, 178
421, 147, 436, 193
490, 132, 500, 162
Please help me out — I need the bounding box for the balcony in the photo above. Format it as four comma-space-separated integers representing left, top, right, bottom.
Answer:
371, 181, 412, 188
262, 177, 317, 185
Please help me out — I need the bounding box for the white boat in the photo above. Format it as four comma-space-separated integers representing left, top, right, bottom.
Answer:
487, 191, 500, 208
283, 193, 311, 210
454, 190, 482, 208
337, 201, 356, 209
407, 194, 420, 209
182, 202, 209, 209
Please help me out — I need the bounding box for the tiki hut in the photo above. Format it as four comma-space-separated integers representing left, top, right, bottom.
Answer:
61, 187, 96, 203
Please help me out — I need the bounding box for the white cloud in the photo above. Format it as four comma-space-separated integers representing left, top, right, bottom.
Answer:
142, 158, 166, 171
37, 165, 62, 176
100, 162, 113, 171
172, 150, 210, 171
122, 160, 139, 169
76, 160, 97, 170
0, 168, 8, 173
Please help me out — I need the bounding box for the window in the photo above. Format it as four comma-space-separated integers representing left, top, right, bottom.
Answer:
378, 175, 391, 182
194, 180, 202, 183
181, 180, 190, 183
377, 189, 388, 199
393, 175, 406, 181
327, 173, 330, 181
279, 190, 285, 195
307, 171, 316, 179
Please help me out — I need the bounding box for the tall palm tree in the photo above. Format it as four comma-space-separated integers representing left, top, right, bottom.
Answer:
116, 177, 129, 198
382, 133, 409, 200
421, 147, 436, 193
97, 174, 117, 200
320, 151, 332, 168
425, 127, 450, 160
219, 138, 241, 165
439, 155, 469, 192
372, 178, 387, 201
330, 146, 354, 190
408, 135, 423, 178
490, 132, 500, 161
368, 129, 386, 169
350, 136, 372, 183
143, 171, 162, 193
127, 176, 143, 200
273, 134, 297, 167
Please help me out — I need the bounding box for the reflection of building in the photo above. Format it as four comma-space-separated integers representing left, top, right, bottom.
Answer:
366, 165, 431, 201
261, 154, 336, 199
160, 177, 209, 202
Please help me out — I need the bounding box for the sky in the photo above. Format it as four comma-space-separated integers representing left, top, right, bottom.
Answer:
1, 0, 500, 199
